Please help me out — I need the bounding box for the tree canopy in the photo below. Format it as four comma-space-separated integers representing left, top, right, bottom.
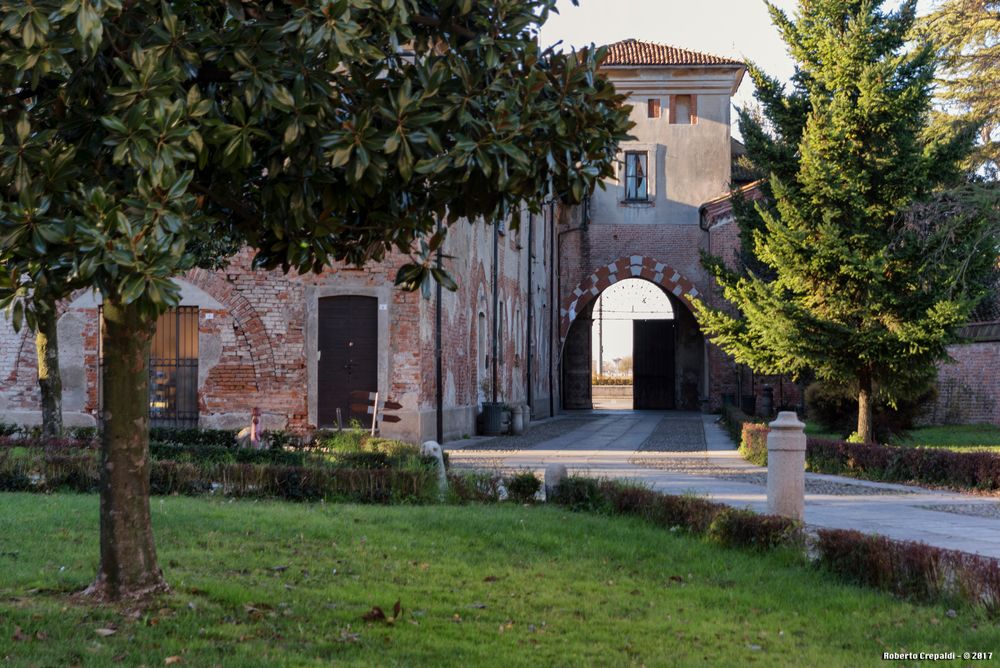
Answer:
919, 0, 1000, 178
694, 0, 995, 442
0, 0, 632, 599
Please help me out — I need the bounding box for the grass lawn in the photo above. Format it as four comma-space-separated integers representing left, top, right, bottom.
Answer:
1, 494, 997, 667
891, 424, 1000, 453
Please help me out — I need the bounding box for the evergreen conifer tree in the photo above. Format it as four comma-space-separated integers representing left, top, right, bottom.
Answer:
695, 0, 994, 442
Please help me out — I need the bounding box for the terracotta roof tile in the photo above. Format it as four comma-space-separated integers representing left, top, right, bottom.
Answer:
603, 39, 743, 67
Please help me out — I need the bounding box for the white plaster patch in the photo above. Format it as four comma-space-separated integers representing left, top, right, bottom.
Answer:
608, 274, 618, 284
654, 263, 665, 273
688, 288, 700, 299
670, 272, 681, 283
630, 266, 642, 277
574, 287, 584, 297
607, 262, 618, 273
630, 255, 643, 265
672, 285, 683, 296
590, 286, 599, 295
654, 272, 664, 283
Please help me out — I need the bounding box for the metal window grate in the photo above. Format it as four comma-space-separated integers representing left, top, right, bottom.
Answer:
99, 306, 200, 429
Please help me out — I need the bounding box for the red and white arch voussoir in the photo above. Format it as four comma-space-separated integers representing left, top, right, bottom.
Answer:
560, 256, 702, 340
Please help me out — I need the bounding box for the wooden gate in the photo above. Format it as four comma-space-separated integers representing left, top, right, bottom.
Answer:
561, 314, 593, 409
318, 296, 378, 426
633, 319, 675, 409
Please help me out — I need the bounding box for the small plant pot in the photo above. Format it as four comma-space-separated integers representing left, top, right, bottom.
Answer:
481, 402, 504, 436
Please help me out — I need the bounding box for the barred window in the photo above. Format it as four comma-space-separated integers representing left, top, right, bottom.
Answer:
99, 306, 199, 428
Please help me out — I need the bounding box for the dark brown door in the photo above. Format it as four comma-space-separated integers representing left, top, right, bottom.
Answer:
562, 315, 593, 409
633, 319, 675, 409
318, 296, 378, 426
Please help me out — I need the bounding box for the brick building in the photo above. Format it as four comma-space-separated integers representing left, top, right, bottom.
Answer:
3, 39, 992, 440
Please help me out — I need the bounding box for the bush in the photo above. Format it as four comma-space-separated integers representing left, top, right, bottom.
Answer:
150, 442, 308, 467
806, 437, 1000, 491
708, 508, 803, 551
805, 381, 938, 441
333, 451, 390, 469
719, 405, 764, 450
447, 471, 503, 504
550, 476, 608, 512
149, 427, 238, 448
740, 423, 770, 466
0, 422, 19, 438
505, 470, 541, 503
312, 429, 365, 452
815, 528, 1000, 614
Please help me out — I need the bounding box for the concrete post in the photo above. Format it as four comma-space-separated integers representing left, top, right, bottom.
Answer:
420, 441, 449, 502
544, 463, 568, 502
766, 411, 806, 520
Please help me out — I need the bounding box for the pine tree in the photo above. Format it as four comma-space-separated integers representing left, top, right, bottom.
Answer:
694, 0, 994, 443
920, 0, 1000, 177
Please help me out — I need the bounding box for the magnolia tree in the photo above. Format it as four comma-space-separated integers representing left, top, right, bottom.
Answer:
0, 0, 632, 600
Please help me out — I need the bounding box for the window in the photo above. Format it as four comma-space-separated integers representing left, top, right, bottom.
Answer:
671, 95, 695, 125
624, 151, 648, 201
99, 306, 200, 428
647, 98, 661, 119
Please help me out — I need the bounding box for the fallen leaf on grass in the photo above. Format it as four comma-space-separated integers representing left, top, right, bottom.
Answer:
336, 626, 360, 643
362, 599, 402, 625
669, 575, 684, 583
164, 657, 183, 665
94, 628, 117, 637
362, 606, 386, 623
12, 626, 29, 642
483, 575, 498, 582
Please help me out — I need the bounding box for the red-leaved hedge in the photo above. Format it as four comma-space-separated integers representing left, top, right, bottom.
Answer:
816, 528, 1000, 614
807, 438, 1000, 491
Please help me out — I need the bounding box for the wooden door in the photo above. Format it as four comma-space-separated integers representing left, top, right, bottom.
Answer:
318, 296, 378, 426
633, 320, 675, 409
562, 316, 593, 409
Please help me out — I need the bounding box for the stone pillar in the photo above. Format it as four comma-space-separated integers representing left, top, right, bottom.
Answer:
766, 411, 806, 520
544, 463, 568, 501
420, 441, 448, 501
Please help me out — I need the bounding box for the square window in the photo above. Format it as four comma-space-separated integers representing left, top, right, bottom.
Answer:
624, 151, 648, 202
647, 98, 661, 119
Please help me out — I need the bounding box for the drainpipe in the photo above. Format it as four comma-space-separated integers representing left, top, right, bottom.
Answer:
435, 218, 444, 443
526, 212, 534, 415
492, 220, 499, 404
548, 200, 556, 417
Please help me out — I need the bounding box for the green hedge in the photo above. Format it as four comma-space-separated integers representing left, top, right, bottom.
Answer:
0, 451, 439, 503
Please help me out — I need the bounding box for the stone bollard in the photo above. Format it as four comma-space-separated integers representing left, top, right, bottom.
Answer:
420, 441, 449, 501
766, 411, 807, 520
544, 463, 568, 502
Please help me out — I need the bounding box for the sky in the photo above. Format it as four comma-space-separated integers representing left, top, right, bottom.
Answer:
539, 0, 937, 130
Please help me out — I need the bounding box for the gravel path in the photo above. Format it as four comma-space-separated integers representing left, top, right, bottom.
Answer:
918, 503, 1000, 520
630, 456, 920, 496
458, 415, 601, 452
636, 416, 706, 452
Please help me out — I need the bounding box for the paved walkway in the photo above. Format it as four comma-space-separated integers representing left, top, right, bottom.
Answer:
445, 411, 1000, 559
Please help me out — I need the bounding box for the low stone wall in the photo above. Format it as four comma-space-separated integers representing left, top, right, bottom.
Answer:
592, 385, 633, 400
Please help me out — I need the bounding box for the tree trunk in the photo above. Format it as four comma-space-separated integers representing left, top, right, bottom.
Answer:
85, 297, 168, 601
857, 373, 874, 444
34, 296, 63, 440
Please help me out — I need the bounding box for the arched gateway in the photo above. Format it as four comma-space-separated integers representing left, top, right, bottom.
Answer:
560, 256, 706, 411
